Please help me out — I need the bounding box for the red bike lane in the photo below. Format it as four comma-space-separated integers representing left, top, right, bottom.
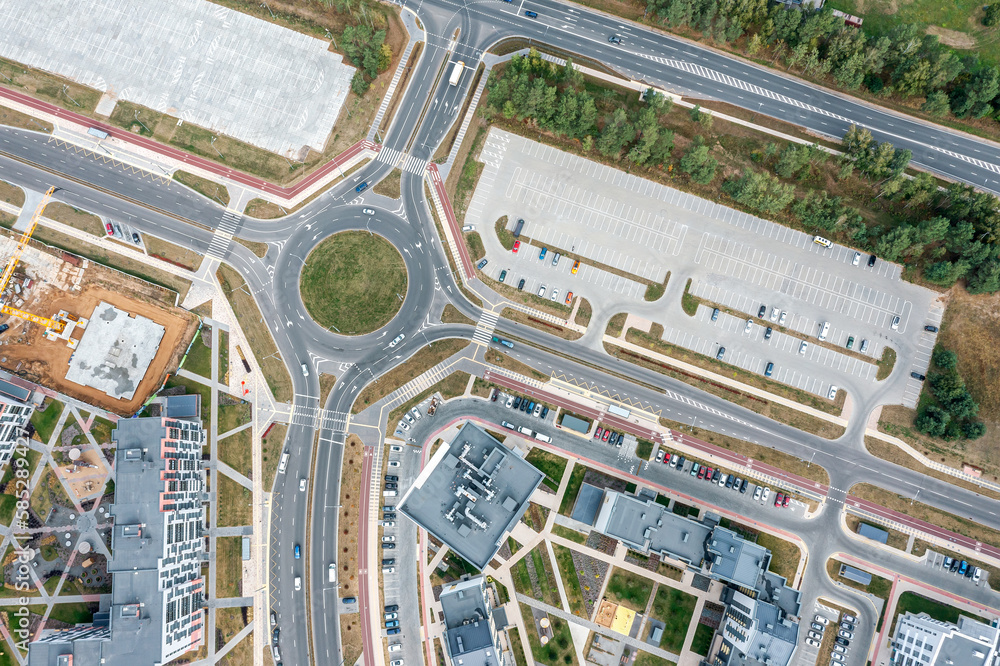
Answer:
358, 448, 375, 666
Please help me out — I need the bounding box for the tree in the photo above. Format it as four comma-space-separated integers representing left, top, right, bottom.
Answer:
793, 190, 851, 231
873, 225, 915, 261
723, 169, 796, 214
596, 108, 635, 157
962, 420, 987, 440
984, 3, 1000, 27
923, 260, 969, 286
775, 143, 818, 179
680, 136, 718, 184
967, 257, 1000, 294
932, 348, 958, 370
915, 404, 950, 437
950, 66, 1000, 118
577, 96, 599, 138
689, 105, 703, 123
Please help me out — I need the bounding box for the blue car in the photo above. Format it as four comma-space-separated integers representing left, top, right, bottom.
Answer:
386, 620, 400, 628
387, 627, 401, 635
525, 10, 537, 17
356, 181, 369, 193
294, 544, 301, 559
539, 247, 547, 260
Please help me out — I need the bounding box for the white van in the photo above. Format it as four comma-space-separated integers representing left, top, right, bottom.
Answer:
534, 433, 552, 443
278, 452, 290, 474
294, 576, 301, 591
818, 321, 830, 341
329, 563, 337, 583
301, 363, 309, 377
383, 490, 398, 497
813, 235, 833, 248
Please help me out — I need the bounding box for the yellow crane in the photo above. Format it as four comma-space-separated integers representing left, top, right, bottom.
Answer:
0, 186, 66, 333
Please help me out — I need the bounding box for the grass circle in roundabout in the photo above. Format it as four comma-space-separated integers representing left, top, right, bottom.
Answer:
300, 231, 407, 335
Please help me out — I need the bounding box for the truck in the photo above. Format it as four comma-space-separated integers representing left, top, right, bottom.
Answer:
449, 61, 465, 86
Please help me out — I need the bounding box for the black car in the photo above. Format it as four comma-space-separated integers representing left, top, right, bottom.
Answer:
711, 469, 721, 483
764, 327, 772, 340
924, 325, 939, 332
0, 324, 8, 334
950, 558, 961, 572
910, 372, 926, 381
540, 406, 549, 419
385, 475, 398, 482
675, 456, 685, 470
608, 34, 622, 43
868, 254, 877, 267
521, 399, 530, 412
757, 305, 766, 318
382, 559, 395, 567
836, 637, 850, 647
725, 475, 735, 489
382, 543, 395, 549
132, 232, 141, 244
382, 513, 396, 520
385, 482, 398, 490
517, 278, 525, 291
513, 396, 522, 409
739, 479, 748, 493
385, 604, 399, 612
477, 258, 488, 270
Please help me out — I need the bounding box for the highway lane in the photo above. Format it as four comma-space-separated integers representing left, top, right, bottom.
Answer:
417, 0, 1000, 193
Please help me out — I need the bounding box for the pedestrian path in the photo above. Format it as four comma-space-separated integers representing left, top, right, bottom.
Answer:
289, 404, 348, 432
442, 67, 490, 174
206, 208, 243, 259
472, 310, 499, 345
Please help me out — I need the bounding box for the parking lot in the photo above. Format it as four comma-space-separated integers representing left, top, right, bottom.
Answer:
467, 128, 942, 406
480, 233, 647, 304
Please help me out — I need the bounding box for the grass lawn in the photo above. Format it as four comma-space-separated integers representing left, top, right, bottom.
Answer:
551, 524, 587, 544
217, 475, 251, 527
300, 231, 407, 335
524, 448, 568, 492
373, 168, 402, 199
519, 602, 578, 666
635, 439, 654, 460
173, 171, 231, 206
44, 203, 104, 236
30, 400, 64, 444
218, 428, 252, 477
216, 606, 253, 665
143, 234, 204, 272
552, 543, 587, 617
218, 329, 230, 381
46, 601, 97, 625
508, 627, 529, 666
218, 399, 251, 434
261, 423, 287, 492
184, 327, 213, 378
216, 536, 243, 598
826, 558, 892, 617
756, 532, 801, 582
530, 544, 562, 608
604, 567, 654, 611
893, 591, 962, 626
558, 464, 588, 516
511, 555, 533, 596
650, 586, 697, 652
632, 650, 675, 666
690, 623, 715, 656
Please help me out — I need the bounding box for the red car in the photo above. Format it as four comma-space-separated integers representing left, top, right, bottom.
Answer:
594, 427, 603, 439
512, 240, 520, 253
782, 495, 790, 508
774, 493, 784, 507
703, 467, 713, 480
105, 223, 114, 236
697, 466, 706, 480
602, 430, 611, 442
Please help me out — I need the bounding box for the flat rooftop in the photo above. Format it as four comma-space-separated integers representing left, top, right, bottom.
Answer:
594, 491, 709, 565
0, 0, 354, 155
399, 422, 544, 570
64, 302, 164, 401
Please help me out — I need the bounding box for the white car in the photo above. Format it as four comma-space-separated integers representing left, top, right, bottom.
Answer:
744, 318, 753, 333
403, 413, 415, 425
779, 311, 787, 326
843, 614, 857, 624
761, 487, 770, 504
805, 638, 820, 648
382, 521, 396, 528
505, 395, 514, 408
384, 612, 398, 621
382, 536, 395, 543
388, 643, 402, 653
294, 576, 301, 591
388, 460, 400, 468
389, 333, 405, 347
537, 285, 546, 297
828, 386, 838, 400
550, 288, 559, 302
839, 630, 853, 639
799, 341, 808, 355
974, 567, 982, 583
655, 450, 665, 463
397, 421, 410, 432
409, 407, 422, 420
299, 478, 307, 491
808, 630, 822, 641
363, 207, 376, 215
814, 615, 830, 626
831, 654, 845, 663
753, 486, 762, 501
770, 307, 779, 322
852, 251, 861, 266
390, 445, 404, 452
383, 567, 396, 574
833, 644, 846, 654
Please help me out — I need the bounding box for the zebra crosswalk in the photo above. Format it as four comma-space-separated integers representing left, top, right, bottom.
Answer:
289, 405, 348, 432
206, 209, 242, 259
472, 310, 499, 345
375, 147, 427, 176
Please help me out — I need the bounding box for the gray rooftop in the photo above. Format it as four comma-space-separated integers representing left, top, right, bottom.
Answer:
719, 588, 799, 666
858, 523, 889, 544
570, 483, 604, 526
0, 0, 354, 155
399, 423, 544, 570
64, 302, 165, 401
593, 491, 709, 565
839, 564, 872, 586
706, 527, 769, 589
440, 578, 502, 666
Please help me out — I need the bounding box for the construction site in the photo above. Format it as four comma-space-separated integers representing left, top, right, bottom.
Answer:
0, 188, 197, 414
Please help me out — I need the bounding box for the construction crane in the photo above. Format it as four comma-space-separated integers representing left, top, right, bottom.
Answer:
0, 186, 67, 333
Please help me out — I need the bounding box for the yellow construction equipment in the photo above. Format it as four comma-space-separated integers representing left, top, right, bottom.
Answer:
0, 186, 66, 333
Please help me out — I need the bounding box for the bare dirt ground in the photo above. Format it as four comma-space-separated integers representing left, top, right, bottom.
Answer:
0, 256, 197, 415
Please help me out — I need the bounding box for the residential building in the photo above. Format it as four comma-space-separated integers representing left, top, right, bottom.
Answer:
28, 398, 206, 666
890, 611, 1000, 666
0, 394, 32, 470
440, 576, 509, 666
715, 588, 799, 666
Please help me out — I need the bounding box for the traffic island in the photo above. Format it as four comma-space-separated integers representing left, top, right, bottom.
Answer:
299, 231, 407, 335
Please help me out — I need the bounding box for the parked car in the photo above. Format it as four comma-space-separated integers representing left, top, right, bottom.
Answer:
764, 362, 774, 377
538, 247, 547, 260
774, 492, 784, 507
105, 222, 114, 235
846, 336, 855, 349
594, 427, 603, 439
572, 260, 580, 274
499, 269, 507, 282
925, 324, 939, 332
799, 340, 808, 354
805, 638, 820, 648
602, 430, 611, 442
517, 278, 525, 291
513, 240, 520, 252
868, 254, 877, 267
852, 251, 861, 266
757, 304, 766, 318
476, 258, 488, 270
910, 372, 926, 381
711, 308, 719, 321
655, 450, 665, 463
860, 339, 869, 353
537, 285, 546, 297
839, 630, 853, 640
716, 346, 726, 360
764, 327, 772, 340
753, 486, 762, 501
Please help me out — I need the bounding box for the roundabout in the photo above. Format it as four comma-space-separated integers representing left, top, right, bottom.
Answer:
299, 230, 408, 335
